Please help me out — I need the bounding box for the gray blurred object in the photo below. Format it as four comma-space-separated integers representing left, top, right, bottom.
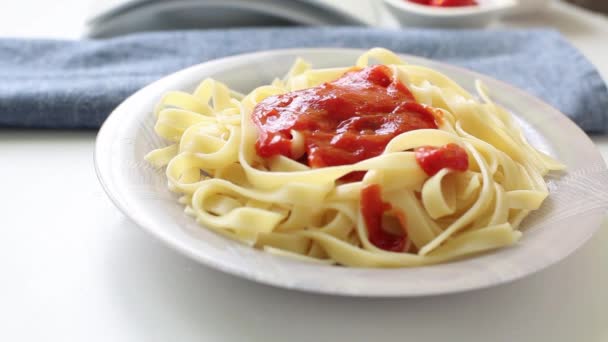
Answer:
86, 0, 373, 38
566, 0, 608, 14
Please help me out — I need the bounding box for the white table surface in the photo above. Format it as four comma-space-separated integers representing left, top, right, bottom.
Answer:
1, 1, 607, 341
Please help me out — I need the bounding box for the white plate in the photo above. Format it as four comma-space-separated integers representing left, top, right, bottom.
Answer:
95, 48, 608, 297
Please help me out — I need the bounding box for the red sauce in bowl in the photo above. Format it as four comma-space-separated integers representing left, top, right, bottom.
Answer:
408, 0, 478, 7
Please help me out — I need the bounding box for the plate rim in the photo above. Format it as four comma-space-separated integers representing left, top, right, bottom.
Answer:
95, 47, 607, 297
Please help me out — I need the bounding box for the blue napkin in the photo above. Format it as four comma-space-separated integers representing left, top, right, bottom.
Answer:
1, 27, 606, 133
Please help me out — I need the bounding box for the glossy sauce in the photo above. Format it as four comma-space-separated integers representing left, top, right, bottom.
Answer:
408, 0, 478, 7
415, 143, 469, 176
360, 184, 406, 252
252, 65, 438, 170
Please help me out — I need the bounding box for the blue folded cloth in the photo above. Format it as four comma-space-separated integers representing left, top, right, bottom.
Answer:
1, 27, 607, 132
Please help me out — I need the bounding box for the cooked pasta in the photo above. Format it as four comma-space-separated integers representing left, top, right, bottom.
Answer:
145, 48, 564, 267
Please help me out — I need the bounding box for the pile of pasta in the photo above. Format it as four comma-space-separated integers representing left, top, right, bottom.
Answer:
145, 48, 564, 267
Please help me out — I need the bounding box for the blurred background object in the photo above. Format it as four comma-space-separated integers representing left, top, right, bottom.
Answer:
566, 0, 608, 14
86, 0, 567, 37
382, 0, 517, 28
2, 0, 606, 40
86, 0, 379, 38
508, 0, 553, 15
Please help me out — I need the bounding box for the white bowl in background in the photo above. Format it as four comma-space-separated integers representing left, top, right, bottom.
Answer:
383, 0, 518, 28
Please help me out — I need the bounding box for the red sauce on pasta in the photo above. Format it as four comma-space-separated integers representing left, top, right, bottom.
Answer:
415, 143, 469, 176
360, 184, 406, 252
252, 65, 437, 170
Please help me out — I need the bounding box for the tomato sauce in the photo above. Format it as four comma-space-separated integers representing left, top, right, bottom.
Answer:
360, 184, 406, 252
415, 143, 469, 176
408, 0, 478, 7
252, 65, 470, 253
252, 65, 438, 169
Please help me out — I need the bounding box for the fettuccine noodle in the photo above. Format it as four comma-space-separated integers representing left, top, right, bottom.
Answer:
145, 48, 564, 267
